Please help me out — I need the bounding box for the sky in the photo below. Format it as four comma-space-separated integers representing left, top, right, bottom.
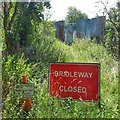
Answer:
47, 0, 118, 21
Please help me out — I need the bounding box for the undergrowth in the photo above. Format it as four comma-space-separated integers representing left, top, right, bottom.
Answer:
2, 38, 118, 118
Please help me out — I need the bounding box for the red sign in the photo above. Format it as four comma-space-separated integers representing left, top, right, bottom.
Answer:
49, 63, 100, 102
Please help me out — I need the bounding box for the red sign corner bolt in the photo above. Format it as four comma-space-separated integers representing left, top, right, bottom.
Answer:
19, 74, 32, 112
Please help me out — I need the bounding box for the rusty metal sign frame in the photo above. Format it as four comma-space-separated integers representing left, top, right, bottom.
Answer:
49, 62, 101, 108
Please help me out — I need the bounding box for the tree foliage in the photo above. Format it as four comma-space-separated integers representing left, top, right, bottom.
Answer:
95, 0, 119, 59
2, 2, 51, 55
103, 1, 120, 59
65, 6, 88, 25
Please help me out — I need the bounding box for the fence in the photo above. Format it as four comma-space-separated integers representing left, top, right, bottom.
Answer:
53, 16, 106, 44
76, 16, 106, 43
53, 20, 65, 42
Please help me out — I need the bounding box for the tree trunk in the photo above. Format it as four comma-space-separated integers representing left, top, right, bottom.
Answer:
3, 2, 18, 55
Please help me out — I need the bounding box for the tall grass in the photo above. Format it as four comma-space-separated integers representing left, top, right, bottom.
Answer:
2, 38, 118, 118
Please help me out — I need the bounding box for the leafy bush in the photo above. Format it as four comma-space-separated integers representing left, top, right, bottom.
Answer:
2, 54, 34, 100
103, 1, 120, 59
104, 21, 119, 59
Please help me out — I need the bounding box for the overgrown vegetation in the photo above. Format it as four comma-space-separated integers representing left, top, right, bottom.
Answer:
98, 0, 120, 59
2, 38, 118, 118
1, 1, 119, 119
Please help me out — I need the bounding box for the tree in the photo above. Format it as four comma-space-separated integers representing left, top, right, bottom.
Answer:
2, 1, 51, 55
65, 6, 88, 25
97, 0, 120, 33
96, 0, 120, 59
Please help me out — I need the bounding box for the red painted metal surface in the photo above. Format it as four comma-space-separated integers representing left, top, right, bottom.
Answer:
49, 63, 100, 102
